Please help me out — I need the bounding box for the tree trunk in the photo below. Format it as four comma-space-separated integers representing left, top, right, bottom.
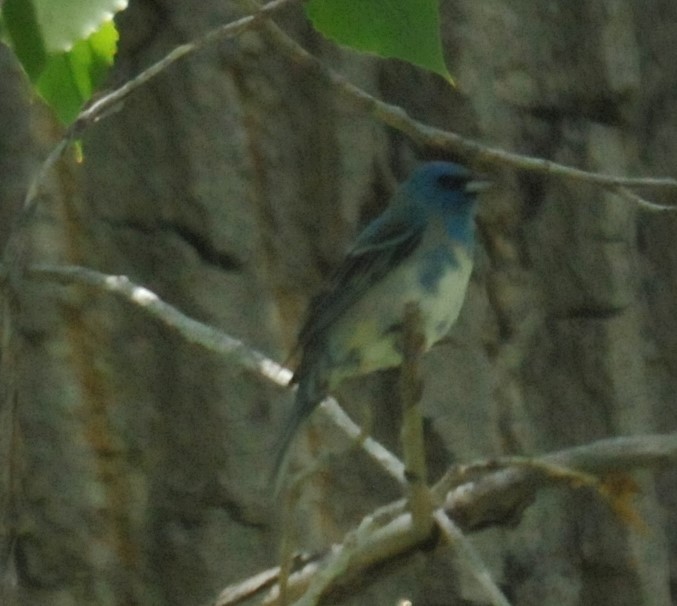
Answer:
1, 1, 675, 604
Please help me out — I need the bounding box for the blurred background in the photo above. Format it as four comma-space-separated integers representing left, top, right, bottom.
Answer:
1, 1, 676, 604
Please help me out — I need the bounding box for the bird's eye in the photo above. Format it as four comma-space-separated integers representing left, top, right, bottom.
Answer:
436, 173, 466, 190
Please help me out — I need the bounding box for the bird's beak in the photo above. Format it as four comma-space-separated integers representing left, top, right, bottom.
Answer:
465, 178, 492, 195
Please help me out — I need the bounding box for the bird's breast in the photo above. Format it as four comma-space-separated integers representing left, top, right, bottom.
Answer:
327, 241, 473, 383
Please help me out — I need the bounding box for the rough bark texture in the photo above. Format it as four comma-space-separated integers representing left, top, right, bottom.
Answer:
1, 1, 676, 604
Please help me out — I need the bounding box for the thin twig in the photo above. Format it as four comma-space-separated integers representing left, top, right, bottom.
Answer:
263, 511, 425, 606
616, 186, 677, 211
433, 509, 512, 606
292, 515, 380, 606
71, 0, 300, 139
7, 0, 302, 268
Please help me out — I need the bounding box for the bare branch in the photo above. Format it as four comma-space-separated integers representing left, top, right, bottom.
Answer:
433, 509, 512, 606
29, 264, 291, 384
27, 263, 406, 483
10, 7, 677, 602
261, 19, 677, 205
616, 186, 677, 212
437, 433, 677, 531
23, 267, 677, 606
6, 0, 302, 269
214, 432, 677, 605
71, 0, 300, 141
214, 553, 318, 606
261, 511, 426, 606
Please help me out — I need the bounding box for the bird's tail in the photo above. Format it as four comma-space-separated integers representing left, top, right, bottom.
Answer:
270, 358, 329, 494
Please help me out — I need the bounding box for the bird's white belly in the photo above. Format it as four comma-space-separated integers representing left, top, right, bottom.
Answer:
329, 244, 473, 381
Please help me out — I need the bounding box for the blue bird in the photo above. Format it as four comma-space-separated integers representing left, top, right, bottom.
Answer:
273, 161, 489, 485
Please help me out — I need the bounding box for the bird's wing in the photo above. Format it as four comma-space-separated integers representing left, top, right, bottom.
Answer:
295, 211, 425, 354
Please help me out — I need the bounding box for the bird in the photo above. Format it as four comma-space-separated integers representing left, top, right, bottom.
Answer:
273, 161, 489, 487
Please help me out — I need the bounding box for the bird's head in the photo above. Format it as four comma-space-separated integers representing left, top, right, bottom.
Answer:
399, 162, 490, 243
404, 161, 489, 212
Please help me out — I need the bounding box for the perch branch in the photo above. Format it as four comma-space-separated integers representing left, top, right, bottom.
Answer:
22, 267, 677, 606
27, 264, 677, 518
214, 432, 677, 605
399, 303, 433, 531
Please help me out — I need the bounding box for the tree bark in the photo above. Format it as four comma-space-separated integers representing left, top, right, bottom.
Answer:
1, 1, 676, 604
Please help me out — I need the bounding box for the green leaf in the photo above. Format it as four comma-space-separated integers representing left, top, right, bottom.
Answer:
305, 0, 452, 82
35, 21, 119, 124
1, 0, 128, 125
30, 0, 128, 53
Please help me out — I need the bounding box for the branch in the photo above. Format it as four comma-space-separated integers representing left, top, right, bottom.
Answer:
399, 303, 433, 531
213, 432, 677, 606
26, 265, 677, 605
260, 18, 677, 205
13, 0, 675, 251
27, 263, 504, 604
70, 0, 300, 142
4, 0, 302, 268
29, 265, 291, 383
433, 509, 512, 606
9, 0, 675, 280
436, 433, 677, 531
26, 263, 405, 483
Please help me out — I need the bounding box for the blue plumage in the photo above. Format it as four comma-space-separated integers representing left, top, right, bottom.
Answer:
273, 161, 489, 485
